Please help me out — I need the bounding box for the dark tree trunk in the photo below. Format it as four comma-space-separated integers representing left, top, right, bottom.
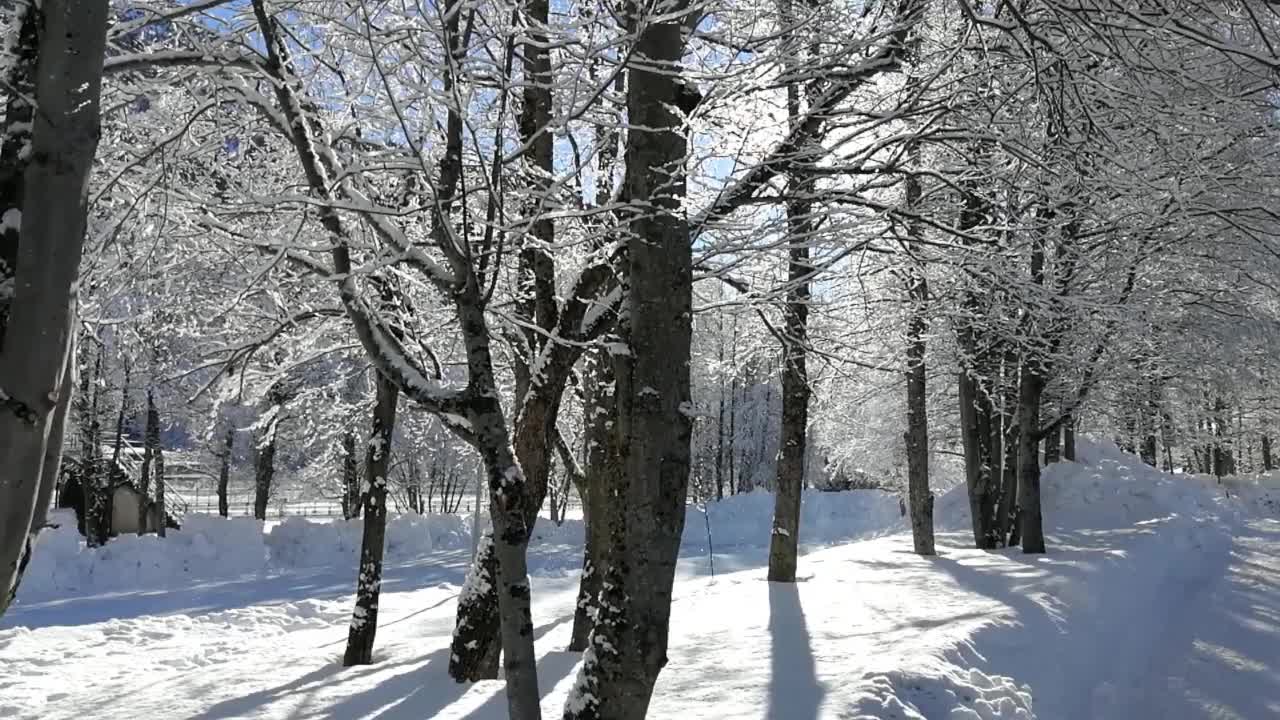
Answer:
1017, 365, 1046, 554
1139, 433, 1157, 467
767, 172, 813, 572
140, 390, 161, 533
253, 423, 278, 521
904, 273, 934, 555
996, 371, 1020, 547
1043, 419, 1061, 464
767, 0, 815, 582
81, 353, 109, 546
341, 430, 361, 520
112, 364, 130, 504
343, 373, 399, 666
217, 426, 232, 518
154, 436, 166, 537
570, 352, 617, 652
564, 11, 695, 718
958, 366, 998, 548
1263, 434, 1273, 472
1062, 411, 1076, 461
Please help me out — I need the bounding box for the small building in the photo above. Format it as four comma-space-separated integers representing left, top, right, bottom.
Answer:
109, 484, 165, 535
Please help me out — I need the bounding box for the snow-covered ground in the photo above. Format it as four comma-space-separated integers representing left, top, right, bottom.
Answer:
3, 440, 1279, 719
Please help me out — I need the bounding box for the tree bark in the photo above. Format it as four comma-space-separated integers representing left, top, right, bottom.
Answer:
6, 342, 72, 611
1043, 419, 1062, 464
343, 372, 399, 666
341, 430, 360, 520
1017, 365, 1046, 554
904, 273, 934, 556
563, 9, 694, 718
217, 426, 232, 517
995, 352, 1020, 547
80, 352, 109, 546
767, 0, 813, 581
1061, 411, 1076, 461
569, 351, 616, 652
140, 390, 160, 533
0, 0, 108, 617
252, 421, 278, 521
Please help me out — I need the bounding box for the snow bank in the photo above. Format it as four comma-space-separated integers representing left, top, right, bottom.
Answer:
19, 512, 268, 600
266, 513, 451, 568
17, 511, 470, 603
932, 437, 1245, 534
685, 487, 903, 551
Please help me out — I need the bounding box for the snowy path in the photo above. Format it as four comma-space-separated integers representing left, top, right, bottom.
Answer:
4, 445, 1280, 719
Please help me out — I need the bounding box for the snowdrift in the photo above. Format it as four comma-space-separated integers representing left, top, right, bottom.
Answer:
20, 437, 1269, 614
17, 510, 472, 602
16, 486, 899, 605
684, 487, 903, 551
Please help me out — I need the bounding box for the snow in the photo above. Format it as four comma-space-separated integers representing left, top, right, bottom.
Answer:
4, 439, 1280, 719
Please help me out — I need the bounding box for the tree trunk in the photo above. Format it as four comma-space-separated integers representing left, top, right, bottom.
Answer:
253, 421, 278, 521
767, 0, 814, 582
1263, 434, 1273, 472
1062, 411, 1076, 461
154, 435, 166, 537
341, 430, 360, 520
1139, 432, 1157, 467
0, 0, 108, 617
140, 390, 161, 533
6, 343, 73, 611
570, 352, 617, 652
563, 11, 694, 718
994, 364, 1020, 545
715, 323, 726, 501
1017, 365, 1046, 554
343, 373, 399, 666
904, 274, 934, 555
1043, 418, 1062, 464
217, 426, 232, 518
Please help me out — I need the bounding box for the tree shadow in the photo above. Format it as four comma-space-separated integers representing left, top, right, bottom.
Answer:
765, 582, 824, 720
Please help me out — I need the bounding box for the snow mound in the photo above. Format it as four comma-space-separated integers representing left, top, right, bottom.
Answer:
685, 488, 903, 550
932, 438, 1245, 534
850, 661, 1035, 719
263, 512, 474, 567
19, 513, 268, 600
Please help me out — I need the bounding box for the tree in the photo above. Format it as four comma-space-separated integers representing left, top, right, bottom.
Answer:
0, 0, 110, 616
564, 3, 698, 716
343, 371, 399, 665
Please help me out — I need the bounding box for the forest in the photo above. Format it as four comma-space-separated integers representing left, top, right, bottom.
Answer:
2, 1, 1280, 719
